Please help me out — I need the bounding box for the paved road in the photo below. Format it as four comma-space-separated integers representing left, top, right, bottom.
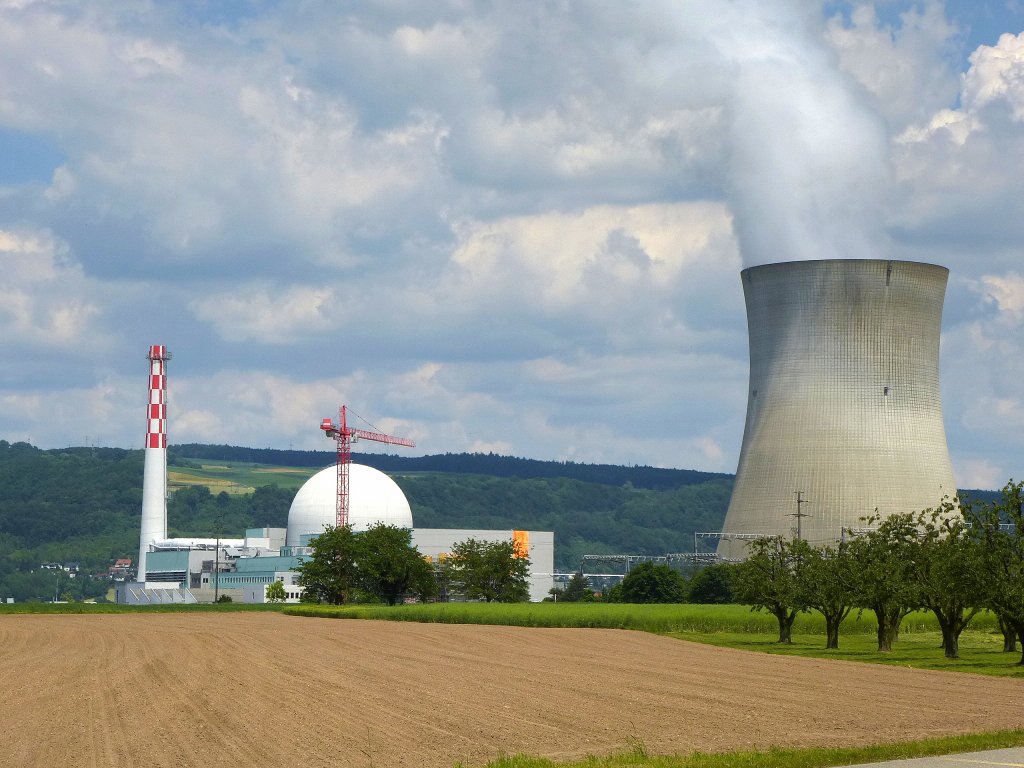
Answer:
856, 747, 1024, 767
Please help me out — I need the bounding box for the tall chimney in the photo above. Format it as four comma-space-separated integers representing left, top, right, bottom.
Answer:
138, 344, 171, 583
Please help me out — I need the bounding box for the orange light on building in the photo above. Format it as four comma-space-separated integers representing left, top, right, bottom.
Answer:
512, 530, 529, 559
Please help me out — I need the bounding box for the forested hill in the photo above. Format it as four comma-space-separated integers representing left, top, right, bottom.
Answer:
1, 439, 999, 602
172, 444, 729, 490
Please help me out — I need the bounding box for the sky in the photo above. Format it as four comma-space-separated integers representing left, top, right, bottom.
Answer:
1, 1, 1023, 489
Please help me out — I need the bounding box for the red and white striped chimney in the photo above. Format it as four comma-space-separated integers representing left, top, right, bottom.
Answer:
138, 345, 171, 583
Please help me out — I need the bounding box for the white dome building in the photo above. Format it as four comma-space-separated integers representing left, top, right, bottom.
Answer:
286, 463, 414, 546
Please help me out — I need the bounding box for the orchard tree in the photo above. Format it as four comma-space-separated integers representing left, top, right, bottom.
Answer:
687, 563, 735, 604
797, 540, 855, 650
732, 536, 806, 644
847, 513, 922, 652
296, 525, 360, 605
265, 579, 287, 603
356, 523, 436, 606
907, 502, 985, 659
551, 572, 596, 602
450, 538, 530, 602
973, 480, 1024, 665
619, 562, 687, 604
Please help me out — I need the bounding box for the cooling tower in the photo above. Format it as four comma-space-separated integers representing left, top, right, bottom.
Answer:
718, 260, 957, 558
138, 344, 170, 582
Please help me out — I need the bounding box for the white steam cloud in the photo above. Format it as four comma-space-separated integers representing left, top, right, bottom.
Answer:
696, 2, 890, 266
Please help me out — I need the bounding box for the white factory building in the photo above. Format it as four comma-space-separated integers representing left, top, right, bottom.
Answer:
122, 462, 554, 604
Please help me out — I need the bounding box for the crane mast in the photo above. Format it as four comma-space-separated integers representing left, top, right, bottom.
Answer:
319, 405, 415, 528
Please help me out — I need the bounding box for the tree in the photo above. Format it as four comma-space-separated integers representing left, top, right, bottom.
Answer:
906, 502, 985, 659
687, 563, 735, 604
973, 480, 1024, 665
847, 513, 922, 652
265, 579, 287, 603
356, 524, 436, 605
797, 540, 855, 649
449, 538, 530, 602
732, 536, 806, 644
550, 572, 596, 602
296, 525, 360, 605
619, 562, 687, 604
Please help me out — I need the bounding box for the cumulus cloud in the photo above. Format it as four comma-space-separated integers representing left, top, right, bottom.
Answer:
825, 1, 960, 127
0, 229, 100, 348
190, 284, 337, 344
0, 2, 1023, 482
976, 272, 1024, 320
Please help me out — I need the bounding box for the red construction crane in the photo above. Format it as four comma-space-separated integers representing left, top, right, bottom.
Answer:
319, 405, 415, 528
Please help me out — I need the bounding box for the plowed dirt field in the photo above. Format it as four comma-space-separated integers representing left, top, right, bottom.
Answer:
1, 613, 1022, 768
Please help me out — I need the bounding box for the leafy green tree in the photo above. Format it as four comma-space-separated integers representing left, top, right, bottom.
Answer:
973, 480, 1024, 665
796, 540, 855, 649
906, 502, 985, 659
296, 525, 360, 605
449, 538, 530, 602
603, 582, 624, 603
848, 513, 923, 652
550, 572, 596, 602
619, 562, 687, 604
687, 563, 735, 604
356, 524, 436, 605
265, 579, 287, 603
732, 536, 806, 644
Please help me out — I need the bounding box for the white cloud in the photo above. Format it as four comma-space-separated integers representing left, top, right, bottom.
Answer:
0, 1, 1022, 483
961, 32, 1024, 118
190, 284, 336, 344
825, 1, 960, 128
976, 272, 1024, 320
0, 229, 100, 347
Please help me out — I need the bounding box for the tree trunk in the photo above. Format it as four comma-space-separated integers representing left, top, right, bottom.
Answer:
876, 618, 891, 652
1011, 619, 1024, 666
997, 614, 1018, 653
822, 606, 849, 650
874, 606, 901, 652
823, 613, 840, 649
939, 621, 959, 659
775, 608, 795, 644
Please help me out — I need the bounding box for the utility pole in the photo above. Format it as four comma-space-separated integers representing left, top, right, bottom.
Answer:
214, 513, 222, 603
790, 491, 811, 541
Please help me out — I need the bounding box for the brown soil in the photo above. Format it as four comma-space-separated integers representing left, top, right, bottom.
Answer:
1, 613, 1021, 768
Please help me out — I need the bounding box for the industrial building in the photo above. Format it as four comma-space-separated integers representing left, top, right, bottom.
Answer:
719, 259, 958, 558
122, 345, 553, 604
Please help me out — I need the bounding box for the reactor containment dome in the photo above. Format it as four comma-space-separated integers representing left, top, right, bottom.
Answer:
718, 259, 957, 558
286, 463, 414, 546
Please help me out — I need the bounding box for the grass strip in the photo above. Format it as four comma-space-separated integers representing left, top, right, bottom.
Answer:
467, 729, 1024, 768
282, 603, 1023, 676
282, 602, 997, 635
0, 602, 287, 614
673, 629, 1024, 677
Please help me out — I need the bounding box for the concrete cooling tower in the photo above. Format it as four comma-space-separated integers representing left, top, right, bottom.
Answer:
718, 259, 957, 558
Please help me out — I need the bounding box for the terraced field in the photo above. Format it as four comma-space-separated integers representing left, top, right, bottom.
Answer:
1, 612, 1022, 768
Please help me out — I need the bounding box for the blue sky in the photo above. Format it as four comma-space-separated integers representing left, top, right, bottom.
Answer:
1, 1, 1023, 489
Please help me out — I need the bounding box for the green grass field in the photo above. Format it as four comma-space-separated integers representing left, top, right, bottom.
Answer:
168, 462, 319, 493
469, 730, 1024, 768
284, 602, 1024, 676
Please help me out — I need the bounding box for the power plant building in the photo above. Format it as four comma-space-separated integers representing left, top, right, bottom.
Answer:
123, 347, 553, 603
719, 259, 958, 558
